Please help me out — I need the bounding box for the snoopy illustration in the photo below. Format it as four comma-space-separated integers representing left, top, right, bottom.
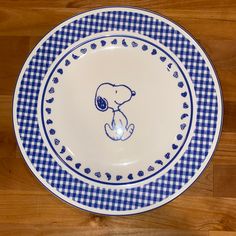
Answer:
95, 82, 136, 141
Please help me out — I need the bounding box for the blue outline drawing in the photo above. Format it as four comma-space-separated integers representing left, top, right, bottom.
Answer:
40, 35, 194, 185
95, 82, 136, 141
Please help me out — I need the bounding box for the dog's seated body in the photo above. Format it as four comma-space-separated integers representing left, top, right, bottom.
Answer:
105, 109, 135, 141
95, 83, 136, 141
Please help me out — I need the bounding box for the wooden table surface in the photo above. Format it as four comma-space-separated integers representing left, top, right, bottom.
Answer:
0, 0, 236, 235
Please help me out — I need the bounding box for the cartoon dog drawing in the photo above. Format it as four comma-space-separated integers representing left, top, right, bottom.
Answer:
95, 82, 136, 141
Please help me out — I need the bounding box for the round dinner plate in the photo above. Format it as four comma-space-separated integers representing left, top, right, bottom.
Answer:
13, 7, 223, 215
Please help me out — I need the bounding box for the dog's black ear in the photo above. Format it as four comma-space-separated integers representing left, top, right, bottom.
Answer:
96, 96, 108, 111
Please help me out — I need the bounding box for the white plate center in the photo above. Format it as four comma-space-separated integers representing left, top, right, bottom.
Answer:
38, 33, 196, 186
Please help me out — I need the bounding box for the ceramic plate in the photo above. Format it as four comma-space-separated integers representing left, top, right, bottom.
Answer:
13, 7, 223, 215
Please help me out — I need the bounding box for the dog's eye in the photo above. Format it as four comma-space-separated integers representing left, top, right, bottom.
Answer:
115, 90, 117, 94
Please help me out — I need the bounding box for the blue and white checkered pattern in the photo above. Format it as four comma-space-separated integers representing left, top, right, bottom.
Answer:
16, 9, 219, 211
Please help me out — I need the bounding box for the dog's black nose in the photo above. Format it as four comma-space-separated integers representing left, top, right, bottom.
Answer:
132, 91, 136, 96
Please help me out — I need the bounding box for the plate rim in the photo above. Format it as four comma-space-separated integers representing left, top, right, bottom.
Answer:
38, 32, 197, 187
12, 6, 224, 216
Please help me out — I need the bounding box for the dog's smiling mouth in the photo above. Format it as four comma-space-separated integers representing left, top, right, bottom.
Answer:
114, 100, 121, 105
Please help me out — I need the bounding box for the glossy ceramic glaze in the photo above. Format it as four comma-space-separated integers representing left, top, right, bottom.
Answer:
38, 33, 196, 187
13, 7, 223, 215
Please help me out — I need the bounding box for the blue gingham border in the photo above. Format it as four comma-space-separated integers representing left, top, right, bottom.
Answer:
16, 9, 219, 211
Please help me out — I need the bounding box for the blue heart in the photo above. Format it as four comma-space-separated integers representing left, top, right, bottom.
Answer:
116, 175, 122, 181
72, 54, 79, 59
128, 174, 133, 180
95, 172, 101, 178
183, 102, 189, 109
151, 49, 157, 55
138, 171, 144, 177
57, 68, 63, 74
101, 40, 106, 46
54, 139, 60, 145
75, 163, 81, 169
49, 129, 55, 135
45, 108, 51, 114
122, 39, 128, 47
178, 82, 184, 88
181, 92, 187, 97
155, 160, 163, 165
148, 166, 154, 171
172, 144, 178, 150
80, 48, 87, 54
160, 56, 166, 62
105, 172, 111, 180
60, 146, 66, 154
168, 63, 172, 69
65, 59, 70, 66
66, 155, 73, 161
177, 134, 183, 140
165, 153, 170, 159
181, 113, 189, 119
132, 41, 138, 47
180, 123, 187, 130
173, 71, 178, 78
46, 119, 53, 125
52, 78, 58, 84
142, 45, 148, 51
111, 39, 117, 45
84, 168, 91, 174
46, 98, 54, 103
49, 87, 55, 93
91, 43, 97, 49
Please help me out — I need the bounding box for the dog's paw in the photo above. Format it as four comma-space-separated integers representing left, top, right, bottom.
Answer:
104, 123, 122, 141
128, 124, 135, 134
120, 124, 135, 141
104, 123, 112, 130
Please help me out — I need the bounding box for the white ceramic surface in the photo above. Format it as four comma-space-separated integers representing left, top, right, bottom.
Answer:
13, 7, 223, 215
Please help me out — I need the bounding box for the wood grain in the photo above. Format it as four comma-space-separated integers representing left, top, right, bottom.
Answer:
214, 165, 236, 197
0, 36, 29, 95
223, 102, 236, 132
0, 225, 209, 236
0, 95, 16, 159
209, 232, 236, 236
0, 7, 235, 40
0, 0, 235, 235
0, 0, 235, 9
0, 194, 236, 230
214, 132, 236, 165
